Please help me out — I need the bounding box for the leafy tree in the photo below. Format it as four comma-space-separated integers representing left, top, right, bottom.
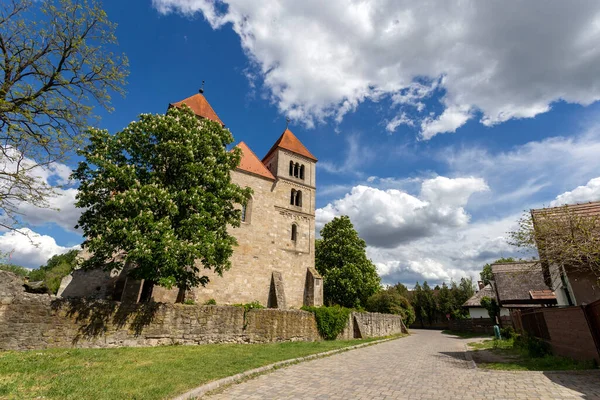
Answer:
448, 278, 474, 319
436, 282, 452, 316
421, 281, 437, 324
391, 282, 410, 299
509, 208, 600, 279
28, 249, 79, 293
0, 263, 30, 278
412, 282, 427, 327
0, 0, 128, 230
73, 105, 251, 299
480, 296, 501, 324
480, 257, 516, 286
366, 289, 415, 327
315, 216, 381, 308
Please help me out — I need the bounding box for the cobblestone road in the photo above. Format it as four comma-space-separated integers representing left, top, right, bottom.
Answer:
207, 329, 600, 400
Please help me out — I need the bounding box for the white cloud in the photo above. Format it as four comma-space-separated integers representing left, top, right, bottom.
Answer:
0, 228, 79, 268
551, 177, 600, 206
319, 134, 373, 176
154, 0, 600, 138
386, 113, 414, 133
316, 176, 488, 248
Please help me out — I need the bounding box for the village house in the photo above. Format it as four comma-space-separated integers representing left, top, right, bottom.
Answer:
58, 91, 323, 309
463, 281, 511, 320
531, 201, 600, 306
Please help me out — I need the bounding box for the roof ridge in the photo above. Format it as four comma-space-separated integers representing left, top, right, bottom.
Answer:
235, 142, 275, 180
262, 128, 317, 163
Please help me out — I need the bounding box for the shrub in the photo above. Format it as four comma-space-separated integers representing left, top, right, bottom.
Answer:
183, 299, 195, 305
0, 264, 30, 278
301, 305, 351, 340
365, 290, 416, 326
514, 334, 552, 358
500, 326, 516, 340
204, 299, 217, 305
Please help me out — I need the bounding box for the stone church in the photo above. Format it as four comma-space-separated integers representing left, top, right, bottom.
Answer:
58, 91, 323, 309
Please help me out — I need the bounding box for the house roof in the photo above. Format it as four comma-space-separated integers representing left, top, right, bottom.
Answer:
529, 290, 557, 300
262, 128, 317, 163
170, 93, 223, 125
235, 141, 275, 180
463, 284, 496, 307
491, 261, 556, 305
531, 201, 600, 219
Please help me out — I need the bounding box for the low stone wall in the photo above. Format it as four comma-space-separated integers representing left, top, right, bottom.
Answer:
337, 312, 407, 340
448, 316, 512, 334
0, 271, 405, 350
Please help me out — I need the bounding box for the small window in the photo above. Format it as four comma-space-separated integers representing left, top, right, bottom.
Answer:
294, 162, 299, 178
289, 161, 294, 176
290, 189, 296, 205
241, 204, 247, 222
296, 191, 302, 207
291, 224, 297, 241
300, 165, 305, 180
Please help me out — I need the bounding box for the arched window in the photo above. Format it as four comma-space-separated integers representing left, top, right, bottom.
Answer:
296, 190, 302, 207
291, 224, 297, 241
294, 162, 300, 178
300, 165, 305, 180
241, 196, 252, 223
290, 189, 296, 205
289, 161, 294, 176
241, 204, 247, 222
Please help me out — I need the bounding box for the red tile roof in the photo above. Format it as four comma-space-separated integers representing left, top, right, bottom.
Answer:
532, 201, 600, 219
262, 128, 317, 163
235, 142, 275, 180
529, 290, 556, 300
170, 93, 223, 125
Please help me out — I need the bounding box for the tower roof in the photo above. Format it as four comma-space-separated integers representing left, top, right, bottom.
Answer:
262, 128, 317, 163
235, 141, 275, 180
170, 93, 223, 125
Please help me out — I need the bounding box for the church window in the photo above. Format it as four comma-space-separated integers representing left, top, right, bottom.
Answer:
289, 161, 294, 176
290, 189, 296, 205
241, 196, 252, 223
241, 204, 247, 222
300, 165, 305, 180
294, 162, 300, 177
291, 224, 297, 241
296, 190, 302, 207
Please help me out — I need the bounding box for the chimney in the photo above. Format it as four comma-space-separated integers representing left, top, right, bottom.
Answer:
478, 281, 485, 290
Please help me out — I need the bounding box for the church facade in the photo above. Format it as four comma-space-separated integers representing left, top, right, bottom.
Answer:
58, 92, 323, 309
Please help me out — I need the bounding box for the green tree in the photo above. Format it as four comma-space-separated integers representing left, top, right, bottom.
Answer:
0, 0, 128, 230
421, 281, 437, 324
480, 257, 515, 286
480, 296, 501, 324
436, 282, 452, 316
73, 105, 251, 299
391, 282, 410, 298
28, 249, 79, 293
412, 282, 427, 327
366, 289, 415, 326
315, 216, 381, 308
448, 278, 474, 319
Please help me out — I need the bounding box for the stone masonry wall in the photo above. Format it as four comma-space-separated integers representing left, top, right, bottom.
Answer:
337, 312, 408, 340
1, 272, 402, 351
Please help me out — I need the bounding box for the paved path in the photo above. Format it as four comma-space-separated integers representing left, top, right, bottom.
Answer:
207, 329, 600, 400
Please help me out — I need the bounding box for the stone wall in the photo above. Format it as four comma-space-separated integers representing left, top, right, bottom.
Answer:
337, 312, 407, 340
1, 271, 402, 351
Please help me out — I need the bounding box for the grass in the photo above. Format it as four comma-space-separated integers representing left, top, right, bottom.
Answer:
0, 338, 385, 400
467, 338, 598, 371
441, 330, 492, 339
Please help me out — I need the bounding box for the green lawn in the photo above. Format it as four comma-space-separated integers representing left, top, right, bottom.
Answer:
467, 338, 598, 371
0, 339, 383, 400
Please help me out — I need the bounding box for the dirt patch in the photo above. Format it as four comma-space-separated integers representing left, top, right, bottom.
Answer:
469, 349, 519, 364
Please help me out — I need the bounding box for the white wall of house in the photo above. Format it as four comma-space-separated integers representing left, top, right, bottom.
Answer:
468, 307, 510, 319
549, 263, 576, 306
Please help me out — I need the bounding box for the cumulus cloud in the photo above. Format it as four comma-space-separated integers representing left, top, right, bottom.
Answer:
0, 228, 79, 267
316, 176, 488, 248
551, 177, 600, 206
154, 0, 600, 138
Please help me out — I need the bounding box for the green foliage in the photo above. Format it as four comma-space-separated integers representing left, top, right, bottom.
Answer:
436, 282, 452, 315
233, 301, 264, 312
480, 296, 501, 322
365, 289, 416, 326
514, 335, 552, 358
391, 282, 410, 298
0, 0, 128, 230
500, 326, 516, 340
73, 106, 252, 294
0, 264, 30, 278
183, 300, 195, 305
28, 250, 79, 294
315, 216, 380, 308
204, 299, 217, 305
301, 305, 351, 340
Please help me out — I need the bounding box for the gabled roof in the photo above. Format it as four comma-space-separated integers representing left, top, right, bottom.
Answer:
262, 128, 317, 163
170, 93, 223, 125
491, 261, 556, 305
235, 142, 275, 180
463, 284, 496, 307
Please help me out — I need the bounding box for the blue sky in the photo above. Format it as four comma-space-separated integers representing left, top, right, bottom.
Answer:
5, 0, 600, 287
